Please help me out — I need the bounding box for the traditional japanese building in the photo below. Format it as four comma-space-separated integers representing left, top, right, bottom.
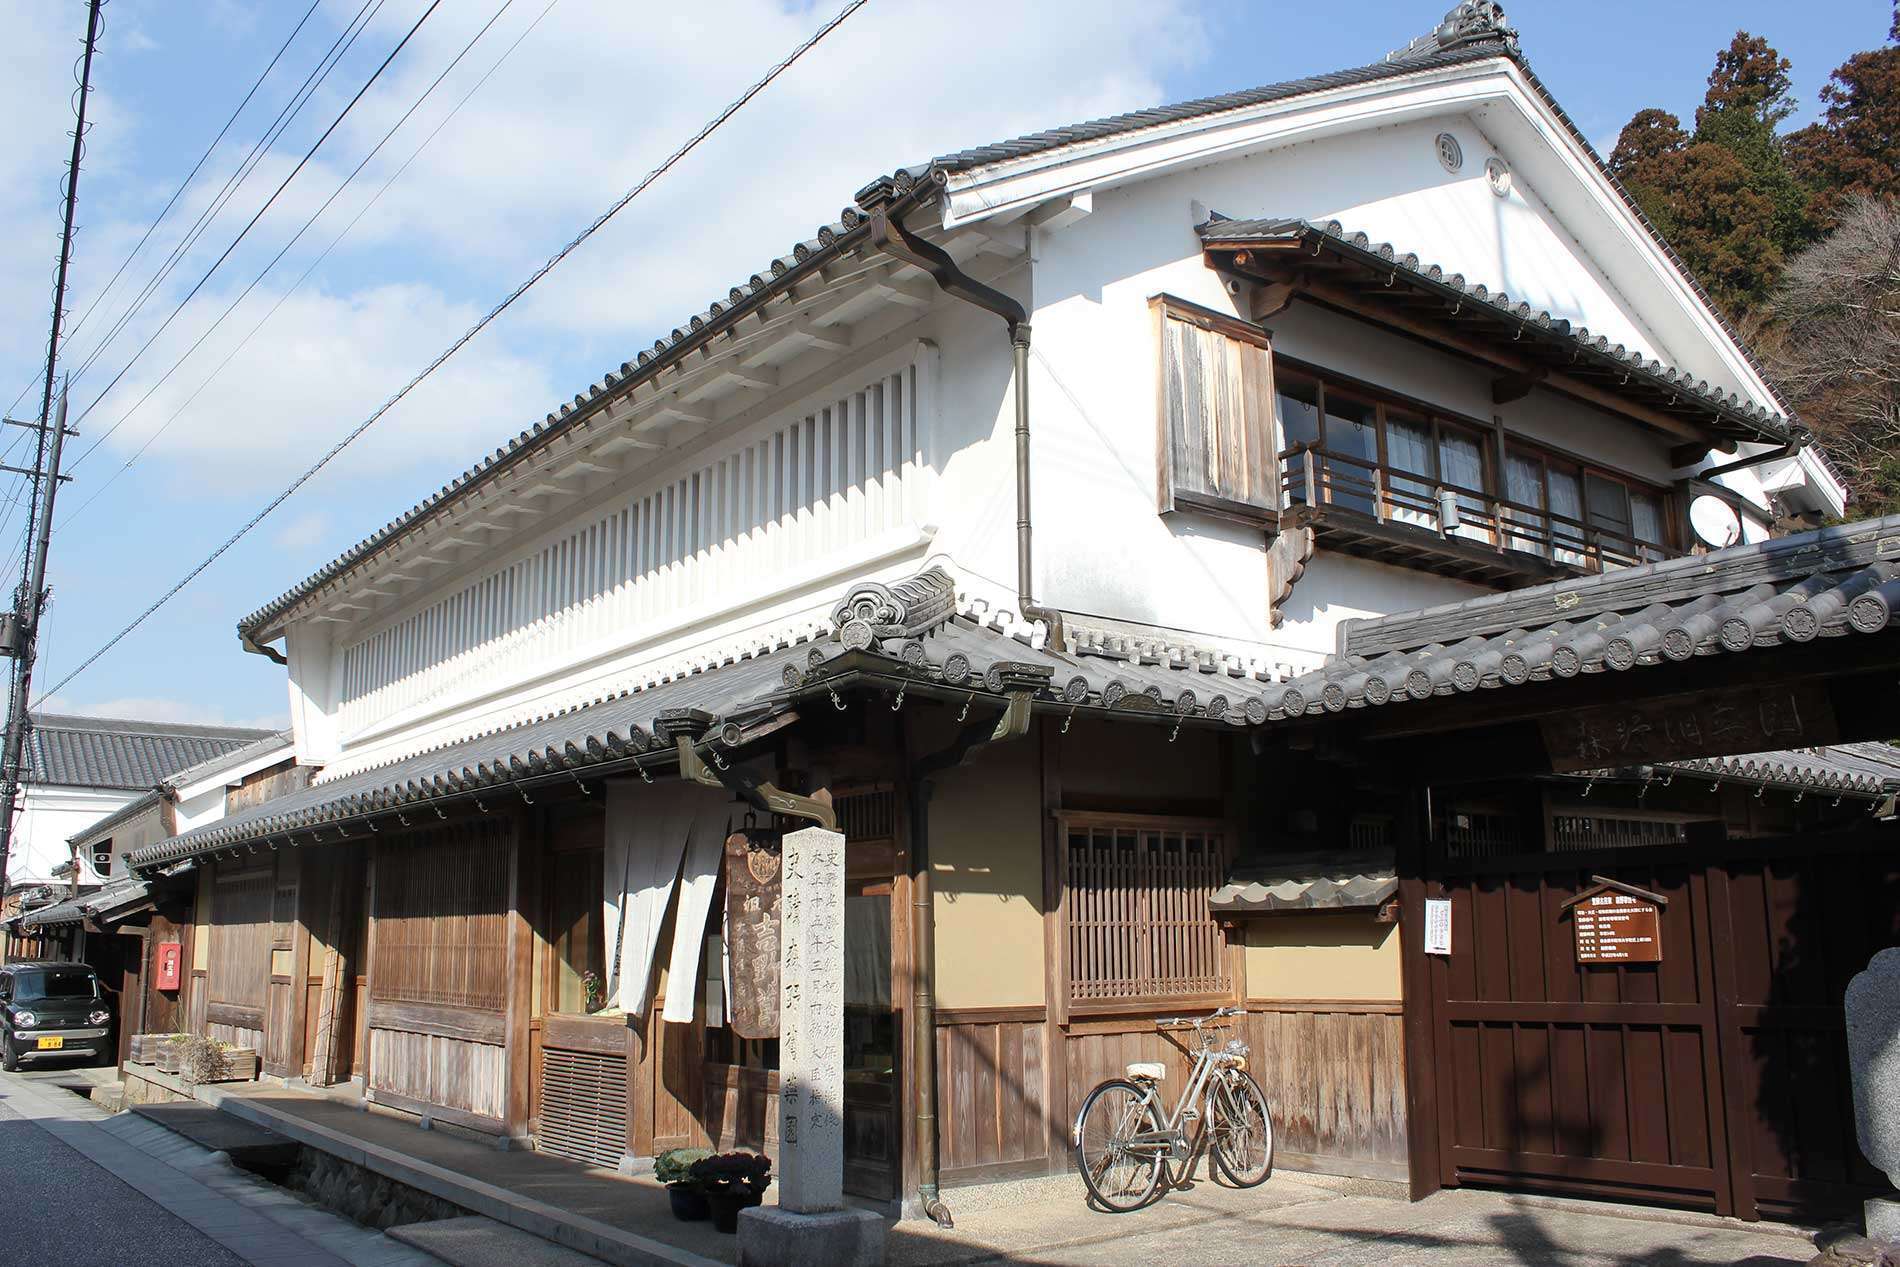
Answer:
123, 2, 1899, 1226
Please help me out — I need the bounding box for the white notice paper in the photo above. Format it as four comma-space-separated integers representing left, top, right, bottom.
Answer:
1424, 899, 1453, 956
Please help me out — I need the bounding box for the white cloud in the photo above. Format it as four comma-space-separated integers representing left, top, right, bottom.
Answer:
23, 0, 1208, 500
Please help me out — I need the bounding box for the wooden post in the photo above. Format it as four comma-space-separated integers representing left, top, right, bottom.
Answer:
1039, 718, 1068, 1169
1395, 785, 1442, 1202
286, 850, 313, 1081
505, 810, 537, 1143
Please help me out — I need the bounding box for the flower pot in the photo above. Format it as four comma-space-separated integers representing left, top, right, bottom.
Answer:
705, 1188, 762, 1234
667, 1185, 710, 1222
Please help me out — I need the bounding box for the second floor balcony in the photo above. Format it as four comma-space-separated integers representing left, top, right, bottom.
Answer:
1278, 438, 1676, 586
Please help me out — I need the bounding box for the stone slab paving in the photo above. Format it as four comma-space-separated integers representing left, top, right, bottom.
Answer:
887, 1180, 1818, 1267
0, 1070, 434, 1267
390, 1214, 615, 1265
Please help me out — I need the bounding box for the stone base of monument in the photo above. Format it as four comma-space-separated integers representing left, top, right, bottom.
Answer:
736, 1206, 886, 1267
1867, 1194, 1900, 1243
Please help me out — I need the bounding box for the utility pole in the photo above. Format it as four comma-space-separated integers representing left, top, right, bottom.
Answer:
0, 0, 103, 892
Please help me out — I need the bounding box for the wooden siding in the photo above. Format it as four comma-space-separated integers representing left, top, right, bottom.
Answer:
368, 1028, 507, 1125
225, 760, 313, 813
937, 1015, 1049, 1179
1239, 1003, 1408, 1180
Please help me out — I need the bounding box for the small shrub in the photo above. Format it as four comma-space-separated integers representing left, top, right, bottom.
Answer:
655, 1147, 712, 1186
688, 1151, 772, 1196
175, 1034, 231, 1086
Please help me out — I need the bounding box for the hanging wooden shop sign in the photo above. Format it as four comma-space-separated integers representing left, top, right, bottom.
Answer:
1563, 876, 1667, 965
724, 827, 783, 1040
1540, 681, 1836, 773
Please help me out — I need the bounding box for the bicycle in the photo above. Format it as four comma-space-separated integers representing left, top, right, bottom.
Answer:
1070, 1005, 1274, 1212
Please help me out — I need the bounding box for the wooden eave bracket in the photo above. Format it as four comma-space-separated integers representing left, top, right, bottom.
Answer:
675, 734, 837, 831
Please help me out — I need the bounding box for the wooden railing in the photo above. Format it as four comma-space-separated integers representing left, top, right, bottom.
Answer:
1278, 442, 1671, 573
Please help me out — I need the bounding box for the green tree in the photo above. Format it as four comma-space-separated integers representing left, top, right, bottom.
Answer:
1787, 7, 1900, 229
1609, 101, 1784, 318
1694, 33, 1812, 256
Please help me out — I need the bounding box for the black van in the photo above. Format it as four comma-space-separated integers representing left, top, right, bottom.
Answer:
0, 961, 113, 1070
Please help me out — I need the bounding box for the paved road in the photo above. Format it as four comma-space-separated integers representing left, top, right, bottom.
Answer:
0, 1071, 432, 1267
0, 1097, 251, 1267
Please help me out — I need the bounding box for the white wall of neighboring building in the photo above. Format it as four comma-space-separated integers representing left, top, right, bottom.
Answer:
10, 785, 135, 884
169, 738, 298, 837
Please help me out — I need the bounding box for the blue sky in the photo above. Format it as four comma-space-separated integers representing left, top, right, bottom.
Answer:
1, 0, 1888, 729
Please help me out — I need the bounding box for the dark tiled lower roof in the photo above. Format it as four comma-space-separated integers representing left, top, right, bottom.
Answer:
1210, 851, 1398, 915
24, 715, 278, 791
1200, 216, 1794, 446
21, 878, 152, 929
1613, 743, 1900, 798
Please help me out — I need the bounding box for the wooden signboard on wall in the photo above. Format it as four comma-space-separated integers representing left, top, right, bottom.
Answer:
1540, 682, 1836, 773
1563, 878, 1667, 965
723, 828, 782, 1040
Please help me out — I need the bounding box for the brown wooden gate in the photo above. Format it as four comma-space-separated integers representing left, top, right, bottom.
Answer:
1418, 823, 1898, 1220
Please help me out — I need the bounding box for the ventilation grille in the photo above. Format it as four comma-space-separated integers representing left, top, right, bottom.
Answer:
538, 1047, 627, 1169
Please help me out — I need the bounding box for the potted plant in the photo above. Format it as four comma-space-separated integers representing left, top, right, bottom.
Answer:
689, 1151, 772, 1233
656, 1147, 712, 1221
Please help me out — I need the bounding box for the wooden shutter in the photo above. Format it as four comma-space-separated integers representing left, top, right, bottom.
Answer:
1155, 296, 1278, 519
538, 1046, 628, 1167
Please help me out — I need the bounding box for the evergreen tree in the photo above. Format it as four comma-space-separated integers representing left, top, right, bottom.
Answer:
1787, 6, 1900, 228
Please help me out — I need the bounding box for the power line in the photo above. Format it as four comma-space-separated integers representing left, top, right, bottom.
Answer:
59, 0, 386, 402
58, 0, 560, 531
62, 0, 519, 494
36, 0, 870, 704
49, 1, 324, 390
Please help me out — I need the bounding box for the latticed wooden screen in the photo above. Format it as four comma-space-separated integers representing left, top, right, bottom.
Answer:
370, 820, 511, 1012
1062, 815, 1231, 1008
207, 868, 274, 1011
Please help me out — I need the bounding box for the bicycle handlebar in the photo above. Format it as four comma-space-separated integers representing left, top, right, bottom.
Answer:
1153, 1005, 1246, 1029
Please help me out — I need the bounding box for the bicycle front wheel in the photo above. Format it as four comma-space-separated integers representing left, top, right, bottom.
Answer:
1073, 1078, 1167, 1212
1209, 1069, 1274, 1187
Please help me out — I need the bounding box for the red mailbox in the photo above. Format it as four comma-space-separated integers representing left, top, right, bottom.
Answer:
154, 941, 182, 991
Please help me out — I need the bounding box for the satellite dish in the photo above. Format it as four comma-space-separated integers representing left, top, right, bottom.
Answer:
1689, 494, 1742, 549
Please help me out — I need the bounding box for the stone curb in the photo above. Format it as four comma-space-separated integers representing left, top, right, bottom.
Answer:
198, 1085, 723, 1267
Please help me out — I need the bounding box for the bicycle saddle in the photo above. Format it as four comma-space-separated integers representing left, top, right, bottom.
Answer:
1125, 1061, 1167, 1081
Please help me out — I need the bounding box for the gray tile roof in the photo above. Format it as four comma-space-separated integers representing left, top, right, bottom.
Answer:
161, 729, 293, 792
24, 714, 279, 791
21, 878, 152, 929
128, 632, 830, 869
1199, 216, 1794, 447
146, 515, 1900, 867
1210, 851, 1397, 915
1261, 517, 1900, 722
1609, 742, 1900, 799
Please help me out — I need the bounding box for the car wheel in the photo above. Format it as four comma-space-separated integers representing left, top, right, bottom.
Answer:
2, 1040, 19, 1073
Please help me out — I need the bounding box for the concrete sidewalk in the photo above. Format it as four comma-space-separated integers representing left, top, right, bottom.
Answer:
129, 1071, 1825, 1267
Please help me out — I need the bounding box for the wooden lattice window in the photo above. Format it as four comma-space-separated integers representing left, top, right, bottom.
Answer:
370, 820, 511, 1013
207, 868, 273, 1012
1060, 814, 1232, 1012
1153, 295, 1278, 522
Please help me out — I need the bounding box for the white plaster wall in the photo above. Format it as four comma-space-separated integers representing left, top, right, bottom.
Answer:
9, 786, 134, 884
280, 104, 1805, 776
